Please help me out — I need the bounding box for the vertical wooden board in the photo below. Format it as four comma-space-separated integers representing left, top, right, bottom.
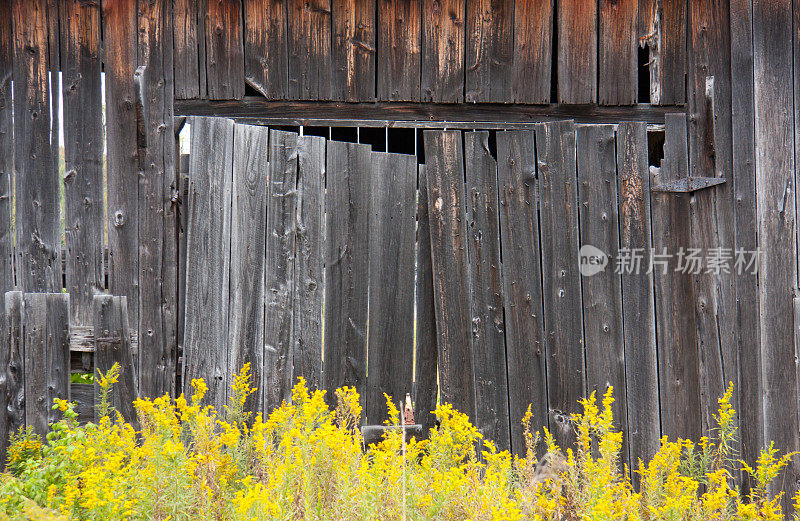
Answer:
0, 3, 12, 427
576, 125, 628, 466
61, 0, 104, 325
415, 165, 439, 433
104, 0, 140, 358
616, 121, 659, 484
46, 293, 70, 426
651, 114, 700, 442
331, 0, 375, 101
173, 0, 201, 98
535, 121, 584, 449
228, 124, 269, 414
205, 0, 245, 99
730, 0, 760, 492
244, 0, 288, 99
658, 0, 687, 104
599, 0, 637, 105
138, 0, 179, 399
464, 132, 510, 451
288, 0, 332, 99
323, 140, 371, 406
497, 130, 547, 455
423, 130, 475, 419
366, 152, 416, 424
23, 294, 47, 436
754, 0, 800, 505
557, 0, 597, 103
183, 117, 235, 412
1, 292, 24, 462
264, 130, 299, 412
293, 135, 326, 390
13, 0, 60, 293
377, 0, 421, 101
46, 0, 60, 213
93, 295, 138, 425
421, 0, 465, 102
465, 0, 513, 102
512, 0, 552, 103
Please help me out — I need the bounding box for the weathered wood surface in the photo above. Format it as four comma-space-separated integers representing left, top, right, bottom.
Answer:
93, 295, 138, 425
184, 117, 235, 411
227, 124, 269, 413
331, 0, 375, 101
1, 292, 24, 461
464, 131, 510, 451
421, 0, 465, 102
377, 0, 420, 101
324, 140, 371, 405
46, 294, 71, 426
366, 152, 416, 424
243, 0, 288, 99
576, 125, 628, 467
496, 130, 547, 455
13, 0, 60, 293
423, 130, 476, 419
616, 121, 659, 487
61, 0, 104, 325
205, 0, 244, 99
264, 130, 299, 411
466, 0, 513, 102
650, 114, 700, 442
599, 0, 637, 104
288, 0, 332, 99
173, 0, 202, 98
0, 6, 13, 457
512, 0, 552, 103
293, 135, 326, 390
557, 0, 596, 103
72, 383, 95, 424
658, 0, 687, 104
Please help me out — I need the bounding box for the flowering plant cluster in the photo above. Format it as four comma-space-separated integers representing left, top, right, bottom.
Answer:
0, 364, 797, 520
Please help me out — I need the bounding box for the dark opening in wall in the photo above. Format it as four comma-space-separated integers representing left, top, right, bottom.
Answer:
416, 130, 426, 164
303, 126, 330, 138
647, 129, 665, 167
272, 125, 301, 134
330, 126, 358, 143
388, 128, 416, 155
487, 130, 498, 161
359, 127, 387, 152
638, 44, 651, 104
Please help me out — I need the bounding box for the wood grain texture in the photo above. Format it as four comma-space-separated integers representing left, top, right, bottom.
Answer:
61, 0, 104, 325
173, 0, 202, 98
650, 114, 700, 442
557, 0, 596, 103
46, 293, 71, 427
466, 0, 513, 102
421, 0, 465, 102
659, 0, 687, 104
576, 125, 628, 469
464, 132, 510, 451
323, 140, 371, 406
227, 124, 269, 414
13, 0, 60, 293
754, 0, 800, 506
205, 0, 245, 99
535, 121, 584, 449
512, 0, 552, 103
423, 130, 476, 419
366, 152, 417, 424
288, 0, 332, 99
377, 0, 420, 101
496, 130, 547, 455
244, 0, 288, 99
616, 121, 659, 487
599, 0, 637, 104
93, 295, 138, 425
331, 0, 375, 101
184, 117, 235, 412
1, 292, 24, 461
293, 135, 326, 390
0, 4, 13, 429
264, 130, 298, 412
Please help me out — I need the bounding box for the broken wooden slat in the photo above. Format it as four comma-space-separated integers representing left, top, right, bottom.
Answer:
599, 0, 637, 105
227, 124, 269, 414
264, 130, 299, 413
1, 291, 24, 462
421, 0, 465, 102
288, 0, 332, 99
184, 117, 235, 411
331, 0, 375, 101
93, 295, 138, 425
323, 140, 371, 406
466, 0, 513, 102
423, 130, 476, 420
69, 325, 138, 355
464, 131, 511, 452
511, 0, 553, 104
205, 0, 245, 99
557, 0, 597, 103
366, 152, 416, 424
377, 0, 420, 101
496, 130, 547, 456
650, 176, 726, 193
243, 0, 288, 99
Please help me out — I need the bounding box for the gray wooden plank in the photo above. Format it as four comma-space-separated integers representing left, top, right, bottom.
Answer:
71, 383, 95, 424
227, 124, 269, 414
377, 0, 421, 101
93, 295, 138, 425
205, 0, 245, 99
173, 0, 201, 98
1, 291, 24, 462
511, 0, 553, 103
46, 293, 70, 426
331, 0, 375, 101
659, 0, 687, 105
287, 0, 332, 99
465, 131, 510, 451
366, 152, 417, 424
421, 0, 465, 102
466, 0, 513, 103
616, 121, 659, 487
599, 0, 637, 105
576, 124, 628, 468
323, 140, 371, 407
183, 117, 235, 411
293, 135, 326, 390
557, 0, 597, 103
243, 0, 288, 99
496, 130, 547, 455
423, 130, 475, 419
264, 130, 299, 412
535, 121, 584, 450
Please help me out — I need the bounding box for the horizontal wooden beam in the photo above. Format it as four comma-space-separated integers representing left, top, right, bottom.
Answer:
175, 98, 679, 129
